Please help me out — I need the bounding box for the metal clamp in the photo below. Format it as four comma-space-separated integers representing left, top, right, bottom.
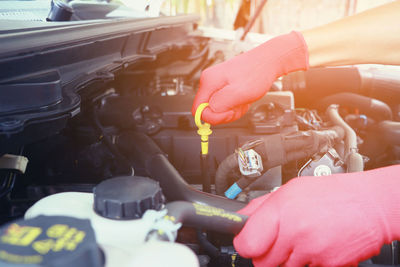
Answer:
143, 209, 182, 242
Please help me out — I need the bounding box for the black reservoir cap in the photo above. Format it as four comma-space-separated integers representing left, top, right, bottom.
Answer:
93, 176, 165, 220
0, 215, 104, 267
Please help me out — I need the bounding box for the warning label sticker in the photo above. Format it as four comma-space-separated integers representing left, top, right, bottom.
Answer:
0, 216, 97, 266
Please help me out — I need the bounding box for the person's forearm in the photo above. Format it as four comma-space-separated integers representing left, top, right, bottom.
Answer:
302, 1, 400, 67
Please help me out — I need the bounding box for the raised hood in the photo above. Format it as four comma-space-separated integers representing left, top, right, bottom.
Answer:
0, 14, 200, 153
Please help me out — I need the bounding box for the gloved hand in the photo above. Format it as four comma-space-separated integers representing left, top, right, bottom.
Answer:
234, 165, 400, 267
192, 31, 309, 125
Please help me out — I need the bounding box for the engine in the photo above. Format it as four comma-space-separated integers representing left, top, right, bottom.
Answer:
1, 34, 400, 267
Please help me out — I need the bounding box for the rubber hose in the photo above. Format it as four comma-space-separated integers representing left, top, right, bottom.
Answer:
317, 93, 392, 121
196, 230, 220, 258
215, 154, 238, 196
282, 67, 363, 107
376, 121, 400, 146
282, 67, 400, 107
93, 107, 134, 174
283, 127, 344, 153
116, 132, 246, 212
346, 152, 364, 173
215, 128, 345, 195
165, 201, 247, 235
326, 105, 357, 156
326, 105, 364, 172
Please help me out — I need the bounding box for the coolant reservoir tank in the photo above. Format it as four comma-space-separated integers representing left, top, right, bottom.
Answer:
26, 176, 165, 247
24, 176, 199, 267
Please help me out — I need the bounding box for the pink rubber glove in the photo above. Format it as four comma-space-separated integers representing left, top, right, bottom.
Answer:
192, 31, 309, 125
234, 165, 400, 267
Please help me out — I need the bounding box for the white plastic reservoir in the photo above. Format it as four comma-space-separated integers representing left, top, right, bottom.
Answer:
25, 192, 199, 267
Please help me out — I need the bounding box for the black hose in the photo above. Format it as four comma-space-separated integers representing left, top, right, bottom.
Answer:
317, 93, 392, 121
116, 132, 246, 212
185, 44, 209, 61
215, 154, 237, 196
186, 47, 210, 80
326, 105, 364, 172
0, 147, 24, 199
165, 201, 247, 235
196, 230, 220, 258
282, 67, 400, 107
215, 128, 344, 195
283, 127, 344, 153
282, 67, 363, 106
376, 121, 400, 146
92, 107, 134, 174
0, 172, 16, 199
151, 155, 246, 211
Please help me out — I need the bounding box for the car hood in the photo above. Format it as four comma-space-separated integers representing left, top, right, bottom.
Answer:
0, 14, 200, 152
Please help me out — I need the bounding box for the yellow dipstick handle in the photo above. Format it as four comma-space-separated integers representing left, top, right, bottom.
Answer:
195, 103, 212, 155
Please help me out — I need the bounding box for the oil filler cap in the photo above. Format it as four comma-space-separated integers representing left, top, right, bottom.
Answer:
93, 176, 165, 220
0, 215, 104, 267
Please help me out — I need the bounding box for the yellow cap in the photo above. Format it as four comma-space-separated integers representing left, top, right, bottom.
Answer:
195, 103, 212, 155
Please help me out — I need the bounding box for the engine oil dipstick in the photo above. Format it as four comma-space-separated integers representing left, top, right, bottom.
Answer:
195, 103, 212, 155
195, 103, 212, 192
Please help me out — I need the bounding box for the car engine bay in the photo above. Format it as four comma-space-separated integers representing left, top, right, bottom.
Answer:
1, 13, 400, 267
